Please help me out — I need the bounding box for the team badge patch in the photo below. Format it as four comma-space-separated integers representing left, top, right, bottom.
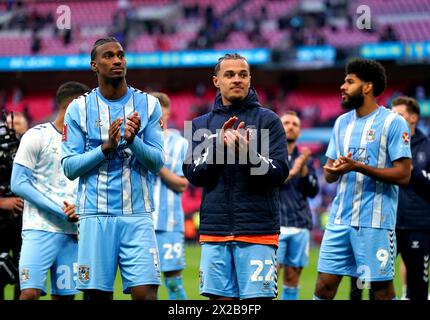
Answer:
94, 119, 103, 128
62, 124, 68, 142
366, 129, 376, 142
21, 268, 29, 282
402, 132, 410, 144
78, 265, 90, 283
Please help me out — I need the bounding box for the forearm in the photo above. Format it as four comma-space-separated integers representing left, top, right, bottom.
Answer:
62, 146, 106, 180
11, 166, 67, 220
324, 169, 340, 183
355, 162, 410, 186
128, 138, 164, 173
159, 167, 188, 193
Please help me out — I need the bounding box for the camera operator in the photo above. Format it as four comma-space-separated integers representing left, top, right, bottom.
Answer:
0, 111, 26, 300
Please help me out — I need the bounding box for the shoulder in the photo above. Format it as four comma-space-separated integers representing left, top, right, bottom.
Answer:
192, 112, 213, 128
336, 110, 353, 126
24, 123, 50, 138
19, 125, 46, 148
67, 90, 93, 115
255, 106, 280, 122
129, 87, 156, 104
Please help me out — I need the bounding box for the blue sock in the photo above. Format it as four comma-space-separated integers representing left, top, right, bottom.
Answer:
165, 276, 187, 300
282, 285, 299, 300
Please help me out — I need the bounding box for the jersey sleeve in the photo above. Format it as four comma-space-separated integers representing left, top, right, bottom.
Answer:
173, 137, 188, 177
387, 114, 412, 162
325, 117, 340, 160
13, 127, 43, 170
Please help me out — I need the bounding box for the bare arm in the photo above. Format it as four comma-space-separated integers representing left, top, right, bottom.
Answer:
354, 158, 411, 187
158, 167, 189, 193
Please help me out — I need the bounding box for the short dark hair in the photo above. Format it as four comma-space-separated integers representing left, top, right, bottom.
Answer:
391, 96, 420, 116
346, 58, 387, 97
91, 37, 120, 61
214, 53, 249, 75
55, 81, 89, 106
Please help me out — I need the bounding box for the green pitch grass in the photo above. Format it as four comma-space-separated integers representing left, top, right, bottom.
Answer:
3, 244, 403, 300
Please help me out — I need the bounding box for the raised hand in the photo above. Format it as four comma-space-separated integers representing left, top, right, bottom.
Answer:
124, 112, 141, 144
102, 117, 123, 154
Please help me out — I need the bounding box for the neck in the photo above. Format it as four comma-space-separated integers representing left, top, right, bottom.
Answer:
53, 110, 66, 132
287, 141, 296, 155
411, 124, 416, 136
356, 100, 378, 118
98, 77, 127, 100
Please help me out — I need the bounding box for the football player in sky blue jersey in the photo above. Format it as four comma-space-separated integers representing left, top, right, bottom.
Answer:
11, 81, 89, 300
150, 92, 189, 300
61, 37, 164, 300
314, 58, 412, 300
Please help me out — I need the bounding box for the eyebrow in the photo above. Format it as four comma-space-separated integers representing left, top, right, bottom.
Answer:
102, 50, 125, 55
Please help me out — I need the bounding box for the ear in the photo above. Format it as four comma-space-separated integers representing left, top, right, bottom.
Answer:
411, 113, 419, 125
212, 75, 219, 88
363, 82, 372, 95
90, 61, 98, 73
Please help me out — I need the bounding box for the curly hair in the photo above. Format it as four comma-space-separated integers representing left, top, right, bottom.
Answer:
346, 58, 387, 97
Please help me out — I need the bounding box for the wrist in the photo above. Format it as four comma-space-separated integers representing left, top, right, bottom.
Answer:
101, 143, 113, 156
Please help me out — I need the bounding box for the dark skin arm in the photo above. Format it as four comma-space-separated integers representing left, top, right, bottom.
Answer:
324, 152, 411, 187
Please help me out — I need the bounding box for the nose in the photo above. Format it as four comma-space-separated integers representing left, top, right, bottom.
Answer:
113, 55, 122, 65
340, 83, 346, 91
233, 74, 242, 82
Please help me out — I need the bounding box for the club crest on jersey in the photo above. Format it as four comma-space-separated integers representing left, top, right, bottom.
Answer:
62, 124, 68, 142
78, 265, 90, 283
366, 129, 376, 142
94, 119, 103, 128
21, 268, 29, 282
402, 132, 410, 144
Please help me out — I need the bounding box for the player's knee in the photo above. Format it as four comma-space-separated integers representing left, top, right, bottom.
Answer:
20, 288, 41, 300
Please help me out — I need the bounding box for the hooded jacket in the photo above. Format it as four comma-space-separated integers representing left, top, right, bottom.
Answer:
396, 128, 430, 230
182, 88, 289, 235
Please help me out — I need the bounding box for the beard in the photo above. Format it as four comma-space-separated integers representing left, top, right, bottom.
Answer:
341, 88, 364, 110
286, 136, 297, 143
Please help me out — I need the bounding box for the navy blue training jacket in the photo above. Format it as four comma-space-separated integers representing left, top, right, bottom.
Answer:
279, 147, 319, 230
182, 88, 289, 236
396, 128, 430, 230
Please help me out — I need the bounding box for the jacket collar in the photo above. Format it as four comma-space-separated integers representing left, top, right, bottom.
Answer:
212, 87, 261, 113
